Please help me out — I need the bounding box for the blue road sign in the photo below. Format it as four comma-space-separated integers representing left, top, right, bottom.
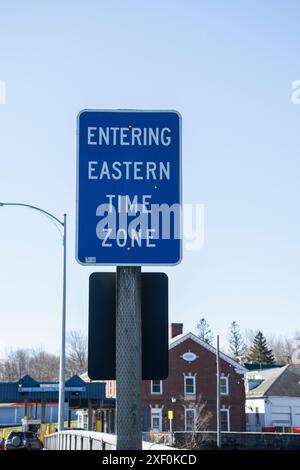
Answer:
76, 110, 182, 265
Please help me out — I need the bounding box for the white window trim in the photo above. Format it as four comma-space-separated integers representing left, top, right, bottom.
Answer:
151, 380, 163, 395
150, 407, 163, 432
220, 376, 229, 396
108, 381, 113, 397
185, 408, 196, 431
221, 408, 230, 431
184, 375, 196, 396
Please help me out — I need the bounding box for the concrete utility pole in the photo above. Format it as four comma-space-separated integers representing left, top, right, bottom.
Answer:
216, 335, 221, 449
116, 266, 142, 450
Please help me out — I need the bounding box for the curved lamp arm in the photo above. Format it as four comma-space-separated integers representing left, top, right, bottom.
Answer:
0, 202, 64, 226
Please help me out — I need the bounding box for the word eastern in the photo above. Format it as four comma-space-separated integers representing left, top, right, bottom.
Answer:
88, 160, 170, 180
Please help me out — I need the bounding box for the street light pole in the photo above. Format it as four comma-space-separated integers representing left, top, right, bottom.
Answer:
216, 335, 221, 449
0, 202, 67, 431
58, 213, 67, 431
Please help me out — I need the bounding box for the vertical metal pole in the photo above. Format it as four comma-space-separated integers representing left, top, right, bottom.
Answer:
58, 214, 67, 431
41, 402, 46, 424
116, 266, 142, 450
216, 335, 221, 449
88, 399, 93, 431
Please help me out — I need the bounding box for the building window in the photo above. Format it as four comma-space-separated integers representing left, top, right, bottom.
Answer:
107, 381, 113, 397
220, 409, 230, 431
220, 377, 229, 395
77, 412, 88, 430
151, 380, 162, 395
83, 414, 88, 430
151, 408, 162, 432
255, 407, 260, 426
184, 376, 196, 396
78, 414, 83, 428
185, 408, 196, 431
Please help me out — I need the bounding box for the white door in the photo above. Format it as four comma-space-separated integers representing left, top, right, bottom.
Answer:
151, 409, 162, 432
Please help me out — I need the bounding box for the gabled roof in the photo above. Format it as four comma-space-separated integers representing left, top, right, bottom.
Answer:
65, 375, 86, 387
246, 364, 300, 398
0, 375, 107, 402
169, 332, 247, 374
18, 375, 39, 387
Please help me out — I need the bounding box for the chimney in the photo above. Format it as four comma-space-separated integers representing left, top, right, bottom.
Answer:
169, 323, 183, 339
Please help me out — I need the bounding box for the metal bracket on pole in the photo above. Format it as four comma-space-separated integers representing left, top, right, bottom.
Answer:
116, 266, 142, 450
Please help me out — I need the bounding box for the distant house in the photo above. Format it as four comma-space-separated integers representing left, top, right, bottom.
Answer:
105, 323, 247, 433
245, 364, 300, 431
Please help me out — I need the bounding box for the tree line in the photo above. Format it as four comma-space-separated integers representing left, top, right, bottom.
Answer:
1, 320, 299, 382
196, 318, 300, 365
0, 330, 87, 382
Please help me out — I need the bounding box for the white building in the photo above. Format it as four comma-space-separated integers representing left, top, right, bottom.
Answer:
245, 364, 300, 431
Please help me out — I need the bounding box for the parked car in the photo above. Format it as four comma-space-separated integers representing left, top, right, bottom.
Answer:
5, 431, 43, 450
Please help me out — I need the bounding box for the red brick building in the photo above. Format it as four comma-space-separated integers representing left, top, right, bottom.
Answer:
105, 323, 246, 433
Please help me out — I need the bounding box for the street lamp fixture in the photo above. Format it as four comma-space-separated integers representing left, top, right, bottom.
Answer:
0, 202, 67, 431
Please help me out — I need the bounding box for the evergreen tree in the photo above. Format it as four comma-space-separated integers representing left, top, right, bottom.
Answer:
228, 321, 245, 360
196, 318, 214, 345
246, 331, 275, 364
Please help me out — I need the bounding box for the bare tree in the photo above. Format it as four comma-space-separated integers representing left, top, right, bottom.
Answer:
0, 332, 88, 382
0, 348, 59, 382
293, 330, 300, 341
66, 330, 88, 377
29, 348, 59, 381
267, 335, 293, 364
0, 349, 30, 381
178, 395, 212, 450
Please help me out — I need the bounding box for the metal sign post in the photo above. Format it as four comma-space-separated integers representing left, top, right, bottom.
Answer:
116, 266, 142, 450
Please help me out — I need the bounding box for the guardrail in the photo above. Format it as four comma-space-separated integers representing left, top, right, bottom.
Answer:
44, 430, 177, 450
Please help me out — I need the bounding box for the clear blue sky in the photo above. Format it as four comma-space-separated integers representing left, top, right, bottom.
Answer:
0, 0, 300, 354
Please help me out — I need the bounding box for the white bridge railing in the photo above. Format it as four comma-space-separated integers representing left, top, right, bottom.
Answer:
44, 430, 176, 451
